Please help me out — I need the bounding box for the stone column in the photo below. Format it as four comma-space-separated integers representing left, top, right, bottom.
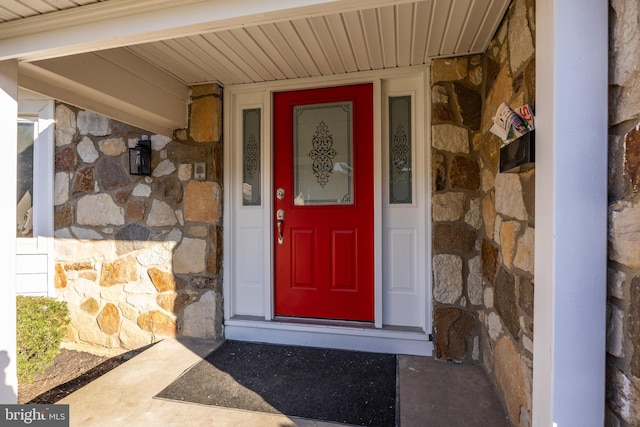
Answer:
533, 0, 607, 425
0, 59, 18, 403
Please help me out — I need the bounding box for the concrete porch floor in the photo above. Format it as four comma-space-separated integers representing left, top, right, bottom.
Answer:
58, 338, 511, 427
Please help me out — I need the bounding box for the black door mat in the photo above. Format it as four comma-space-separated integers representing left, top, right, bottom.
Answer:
155, 340, 397, 426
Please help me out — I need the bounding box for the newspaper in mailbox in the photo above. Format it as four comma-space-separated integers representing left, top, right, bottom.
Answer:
515, 104, 534, 130
490, 102, 534, 145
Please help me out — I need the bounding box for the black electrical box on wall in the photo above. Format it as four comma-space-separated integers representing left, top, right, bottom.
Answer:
499, 131, 535, 173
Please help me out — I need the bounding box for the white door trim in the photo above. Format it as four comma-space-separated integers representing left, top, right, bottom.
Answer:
223, 66, 432, 354
16, 90, 55, 296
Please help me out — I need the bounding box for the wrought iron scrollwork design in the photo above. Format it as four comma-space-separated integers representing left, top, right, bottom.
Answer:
308, 121, 337, 187
245, 134, 259, 179
392, 124, 409, 173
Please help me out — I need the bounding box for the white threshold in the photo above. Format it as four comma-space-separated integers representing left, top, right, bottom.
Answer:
224, 316, 433, 356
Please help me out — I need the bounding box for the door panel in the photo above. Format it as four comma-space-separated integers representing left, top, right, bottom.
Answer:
292, 229, 315, 288
331, 229, 356, 290
274, 84, 374, 321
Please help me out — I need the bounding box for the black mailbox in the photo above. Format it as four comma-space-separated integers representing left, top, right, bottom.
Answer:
500, 131, 535, 173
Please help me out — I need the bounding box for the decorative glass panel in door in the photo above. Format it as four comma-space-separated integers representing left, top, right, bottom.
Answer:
293, 102, 353, 205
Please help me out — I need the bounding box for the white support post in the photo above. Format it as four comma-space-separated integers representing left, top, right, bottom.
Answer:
0, 59, 18, 404
533, 1, 608, 426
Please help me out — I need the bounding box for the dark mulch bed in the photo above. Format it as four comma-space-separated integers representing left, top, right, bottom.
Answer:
19, 347, 146, 404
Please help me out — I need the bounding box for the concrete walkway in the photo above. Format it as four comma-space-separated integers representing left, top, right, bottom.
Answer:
59, 338, 510, 427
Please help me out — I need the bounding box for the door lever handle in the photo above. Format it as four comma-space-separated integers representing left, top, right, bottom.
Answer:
277, 219, 284, 245
276, 209, 285, 244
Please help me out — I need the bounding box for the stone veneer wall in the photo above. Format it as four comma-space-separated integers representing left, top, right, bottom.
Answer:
431, 0, 535, 425
607, 1, 640, 425
53, 83, 224, 351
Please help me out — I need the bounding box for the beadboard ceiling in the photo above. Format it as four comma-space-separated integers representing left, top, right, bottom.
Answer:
124, 0, 510, 86
2, 0, 511, 134
0, 0, 104, 23
1, 0, 511, 86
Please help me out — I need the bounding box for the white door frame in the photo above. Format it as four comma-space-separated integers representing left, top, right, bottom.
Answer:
16, 90, 55, 296
223, 66, 432, 355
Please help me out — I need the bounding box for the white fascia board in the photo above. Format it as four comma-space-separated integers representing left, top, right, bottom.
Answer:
0, 0, 420, 62
20, 61, 186, 135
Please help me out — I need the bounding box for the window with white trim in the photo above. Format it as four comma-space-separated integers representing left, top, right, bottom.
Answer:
16, 92, 55, 296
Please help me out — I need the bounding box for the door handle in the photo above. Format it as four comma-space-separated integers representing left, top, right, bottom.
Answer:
277, 219, 284, 245
276, 209, 285, 245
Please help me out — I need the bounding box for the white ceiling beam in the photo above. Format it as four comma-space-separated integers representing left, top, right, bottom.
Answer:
19, 56, 189, 135
95, 48, 189, 99
0, 0, 424, 62
30, 51, 190, 114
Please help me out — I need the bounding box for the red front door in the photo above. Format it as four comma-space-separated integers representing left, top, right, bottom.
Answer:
273, 84, 374, 322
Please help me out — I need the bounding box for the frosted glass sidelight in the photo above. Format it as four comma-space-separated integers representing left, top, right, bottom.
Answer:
17, 121, 35, 237
293, 102, 353, 206
389, 96, 412, 204
242, 108, 261, 206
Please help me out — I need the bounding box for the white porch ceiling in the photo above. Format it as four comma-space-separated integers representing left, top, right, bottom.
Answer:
0, 0, 511, 134
0, 0, 104, 23
123, 0, 511, 86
